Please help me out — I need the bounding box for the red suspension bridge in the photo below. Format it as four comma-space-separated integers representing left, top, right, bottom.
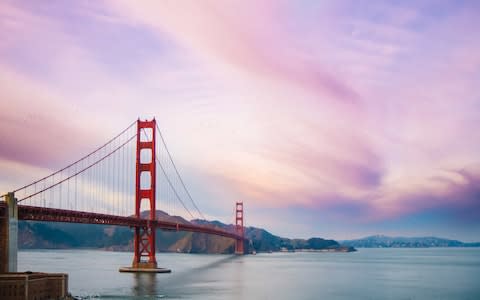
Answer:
0, 118, 245, 273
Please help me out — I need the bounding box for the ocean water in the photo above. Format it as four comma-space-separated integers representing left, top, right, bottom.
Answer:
18, 248, 480, 299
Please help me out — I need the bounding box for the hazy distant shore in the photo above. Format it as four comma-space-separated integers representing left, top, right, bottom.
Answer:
341, 235, 480, 248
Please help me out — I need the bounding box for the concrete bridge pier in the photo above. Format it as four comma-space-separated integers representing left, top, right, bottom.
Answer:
1, 192, 18, 273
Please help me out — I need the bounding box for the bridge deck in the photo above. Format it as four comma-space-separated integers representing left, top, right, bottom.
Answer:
0, 203, 242, 241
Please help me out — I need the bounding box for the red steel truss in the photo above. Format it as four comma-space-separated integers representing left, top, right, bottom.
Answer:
16, 205, 243, 240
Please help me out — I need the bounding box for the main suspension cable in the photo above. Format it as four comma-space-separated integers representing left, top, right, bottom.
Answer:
140, 128, 195, 220
7, 120, 137, 196
156, 123, 206, 220
17, 134, 137, 202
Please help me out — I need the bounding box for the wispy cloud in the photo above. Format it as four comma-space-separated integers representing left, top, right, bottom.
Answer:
106, 1, 361, 104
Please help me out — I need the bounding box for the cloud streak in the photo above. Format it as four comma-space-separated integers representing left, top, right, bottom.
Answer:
107, 0, 360, 104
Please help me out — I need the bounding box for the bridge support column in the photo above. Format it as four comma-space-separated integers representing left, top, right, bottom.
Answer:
120, 118, 170, 273
235, 202, 245, 255
1, 192, 18, 273
133, 119, 157, 269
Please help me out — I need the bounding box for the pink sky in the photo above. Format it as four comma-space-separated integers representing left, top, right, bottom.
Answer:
1, 0, 479, 240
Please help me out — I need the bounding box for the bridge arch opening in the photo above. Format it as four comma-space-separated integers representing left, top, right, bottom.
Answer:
139, 198, 153, 216
140, 148, 152, 164
140, 127, 153, 142
140, 171, 151, 190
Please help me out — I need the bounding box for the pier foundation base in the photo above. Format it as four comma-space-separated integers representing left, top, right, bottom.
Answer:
119, 267, 171, 273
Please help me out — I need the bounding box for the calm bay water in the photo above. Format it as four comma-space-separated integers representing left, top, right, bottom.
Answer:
19, 248, 480, 299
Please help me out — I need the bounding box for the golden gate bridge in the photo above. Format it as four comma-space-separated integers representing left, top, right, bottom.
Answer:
0, 118, 245, 273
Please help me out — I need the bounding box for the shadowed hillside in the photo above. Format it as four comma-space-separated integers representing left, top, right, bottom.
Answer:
18, 210, 355, 253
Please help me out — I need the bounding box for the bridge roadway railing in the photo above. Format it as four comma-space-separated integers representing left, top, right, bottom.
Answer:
14, 204, 242, 240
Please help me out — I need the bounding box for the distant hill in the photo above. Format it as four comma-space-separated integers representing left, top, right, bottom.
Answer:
192, 219, 354, 252
341, 235, 480, 248
18, 210, 355, 253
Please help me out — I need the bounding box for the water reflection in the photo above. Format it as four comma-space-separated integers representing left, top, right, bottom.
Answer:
132, 273, 157, 297
130, 256, 240, 298
232, 256, 245, 300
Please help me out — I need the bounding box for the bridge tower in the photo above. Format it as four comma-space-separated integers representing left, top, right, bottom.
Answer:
132, 119, 158, 269
235, 201, 245, 255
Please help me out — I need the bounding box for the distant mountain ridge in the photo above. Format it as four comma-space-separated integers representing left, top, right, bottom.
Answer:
192, 219, 354, 252
341, 235, 480, 248
18, 210, 355, 253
